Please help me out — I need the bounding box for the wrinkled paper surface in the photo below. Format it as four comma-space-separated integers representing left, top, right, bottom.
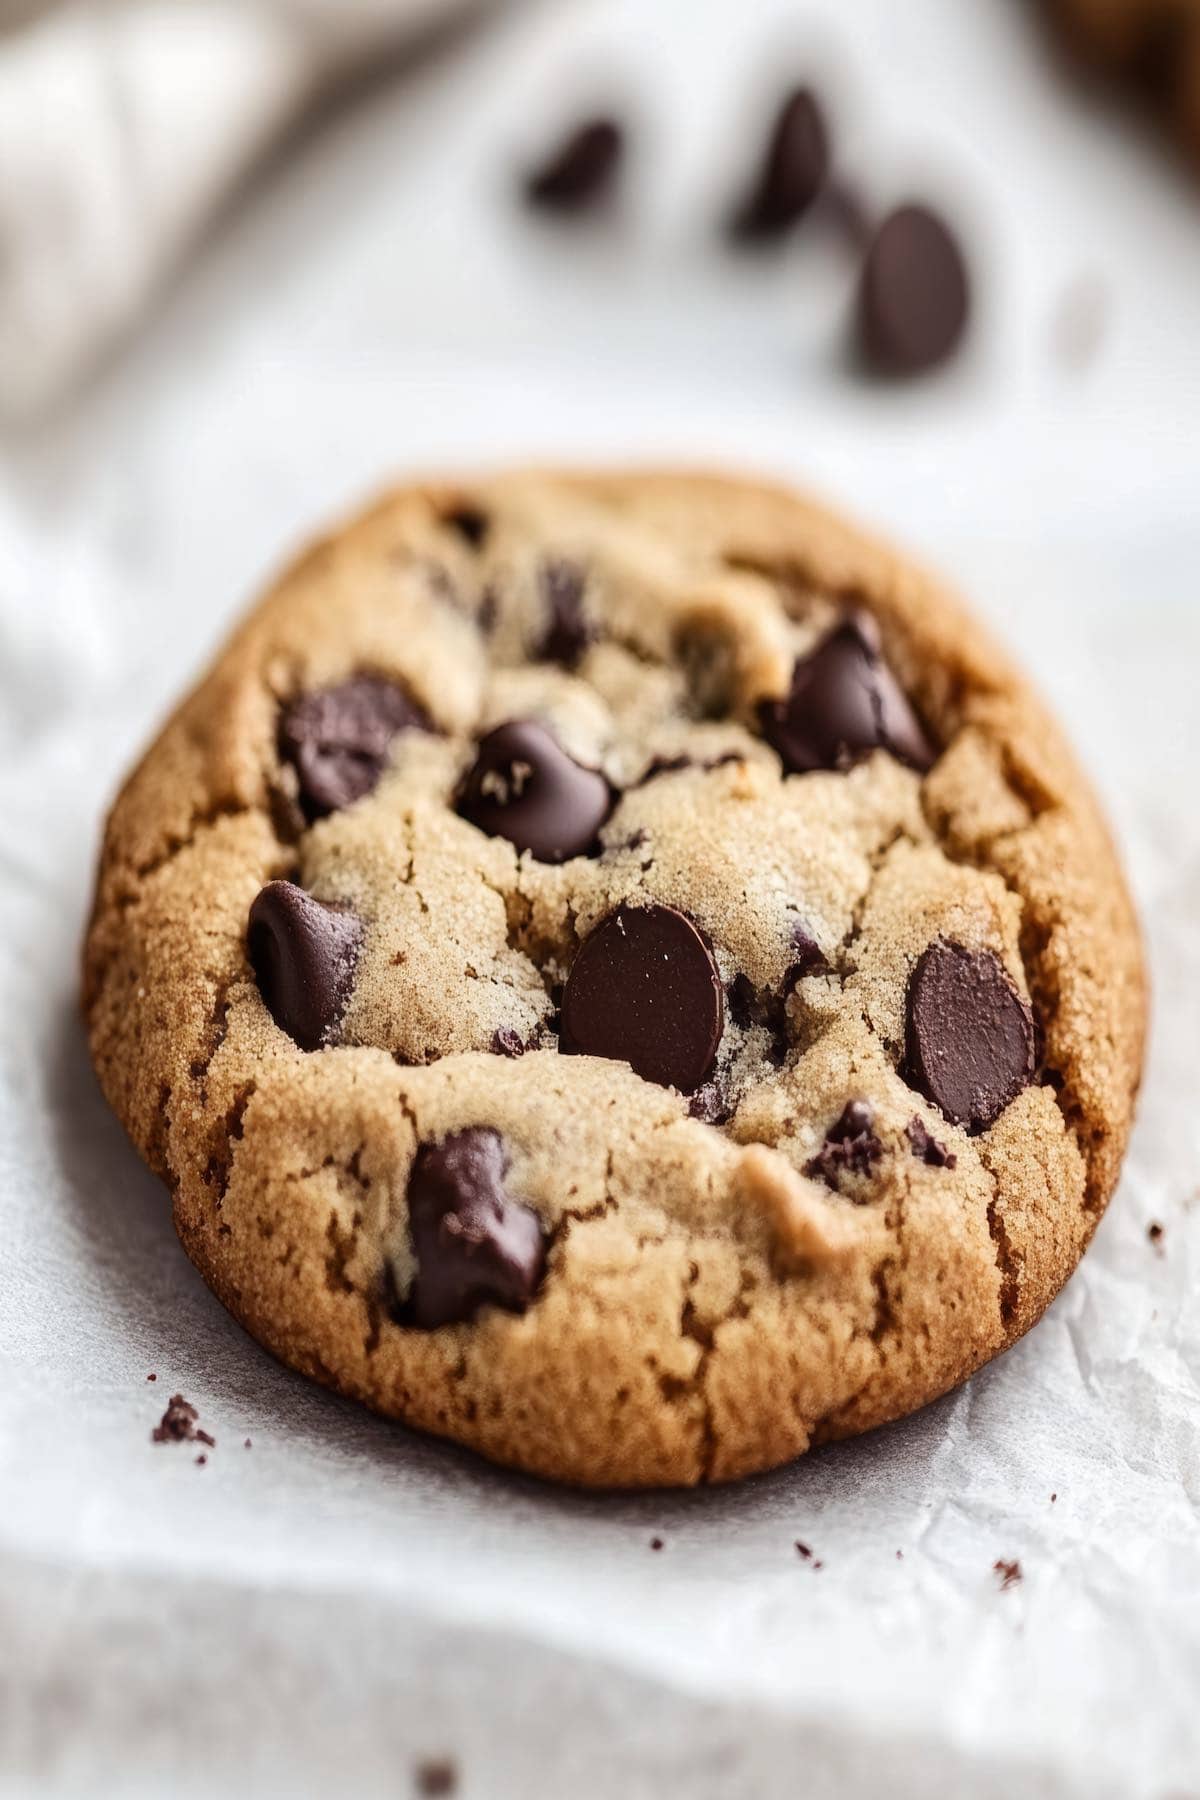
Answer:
1, 1, 1199, 1793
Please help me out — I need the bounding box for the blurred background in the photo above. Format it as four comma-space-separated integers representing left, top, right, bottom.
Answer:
1, 3, 1199, 1797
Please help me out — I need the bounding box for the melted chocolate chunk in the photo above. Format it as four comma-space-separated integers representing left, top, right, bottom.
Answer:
535, 560, 594, 667
402, 1129, 546, 1329
456, 719, 613, 863
729, 87, 830, 241
806, 1100, 884, 1190
247, 880, 363, 1051
857, 203, 970, 376
904, 941, 1036, 1131
906, 1115, 957, 1169
757, 615, 934, 775
525, 118, 624, 211
279, 674, 431, 819
491, 1027, 526, 1058
560, 904, 724, 1094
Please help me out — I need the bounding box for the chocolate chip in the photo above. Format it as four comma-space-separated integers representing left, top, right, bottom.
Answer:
688, 1079, 733, 1126
402, 1129, 546, 1329
456, 719, 613, 863
729, 87, 830, 241
857, 203, 970, 376
247, 880, 363, 1051
525, 118, 623, 211
279, 674, 431, 819
784, 920, 826, 988
806, 1100, 884, 1189
535, 559, 594, 667
560, 904, 724, 1093
906, 1115, 957, 1169
904, 941, 1036, 1131
491, 1027, 526, 1058
441, 503, 490, 549
758, 615, 934, 775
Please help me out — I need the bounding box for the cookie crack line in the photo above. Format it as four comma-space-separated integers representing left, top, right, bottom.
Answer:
83, 469, 1144, 1489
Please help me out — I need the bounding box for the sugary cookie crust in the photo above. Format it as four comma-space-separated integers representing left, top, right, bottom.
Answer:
83, 469, 1146, 1486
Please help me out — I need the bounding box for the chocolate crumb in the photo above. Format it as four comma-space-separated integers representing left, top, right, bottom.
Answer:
993, 1558, 1022, 1590
813, 1561, 824, 1570
795, 1541, 813, 1560
650, 1536, 665, 1552
1148, 1220, 1165, 1248
896, 1550, 904, 1560
146, 1372, 157, 1382
415, 1758, 458, 1797
245, 1438, 253, 1449
906, 1116, 957, 1170
491, 1027, 526, 1059
806, 1100, 883, 1191
152, 1393, 213, 1447
195, 1454, 207, 1467
1050, 1493, 1057, 1504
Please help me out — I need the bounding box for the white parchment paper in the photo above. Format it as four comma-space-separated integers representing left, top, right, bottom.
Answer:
1, 2, 1199, 1794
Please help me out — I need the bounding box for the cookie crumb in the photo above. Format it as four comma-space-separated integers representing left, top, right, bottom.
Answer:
415, 1758, 458, 1797
152, 1393, 213, 1447
993, 1558, 1022, 1590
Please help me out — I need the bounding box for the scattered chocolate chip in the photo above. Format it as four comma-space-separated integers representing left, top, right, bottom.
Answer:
491, 1027, 526, 1058
535, 559, 594, 667
414, 1758, 459, 1798
560, 904, 724, 1094
457, 719, 613, 863
441, 503, 490, 549
248, 880, 363, 1052
280, 674, 432, 819
757, 615, 934, 775
729, 87, 830, 241
152, 1393, 211, 1446
904, 941, 1036, 1131
650, 1536, 665, 1552
401, 1129, 546, 1330
1148, 1220, 1165, 1248
857, 203, 970, 376
195, 1454, 207, 1466
795, 1541, 813, 1560
906, 1115, 958, 1170
993, 1558, 1022, 1590
525, 117, 623, 211
806, 1100, 884, 1190
146, 1372, 157, 1382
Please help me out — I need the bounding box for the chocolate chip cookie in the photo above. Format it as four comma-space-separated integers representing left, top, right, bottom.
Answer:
1044, 0, 1200, 167
83, 470, 1145, 1487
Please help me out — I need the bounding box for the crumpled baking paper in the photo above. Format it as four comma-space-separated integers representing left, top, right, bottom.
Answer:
1, 0, 1199, 1793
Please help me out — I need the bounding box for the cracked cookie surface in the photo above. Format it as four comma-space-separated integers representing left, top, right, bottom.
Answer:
83, 469, 1146, 1486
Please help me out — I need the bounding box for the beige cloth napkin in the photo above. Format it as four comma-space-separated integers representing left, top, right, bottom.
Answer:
0, 0, 476, 422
